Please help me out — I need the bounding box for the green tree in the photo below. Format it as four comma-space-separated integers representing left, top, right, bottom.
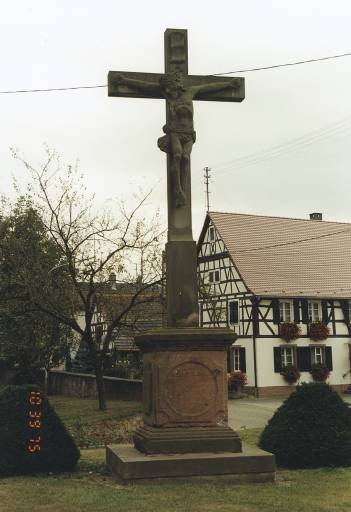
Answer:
0, 198, 76, 391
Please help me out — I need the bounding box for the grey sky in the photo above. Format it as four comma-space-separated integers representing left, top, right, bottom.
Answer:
1, 0, 351, 238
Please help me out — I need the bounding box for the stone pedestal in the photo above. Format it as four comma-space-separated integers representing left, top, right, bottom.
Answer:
106, 328, 276, 483
133, 328, 241, 454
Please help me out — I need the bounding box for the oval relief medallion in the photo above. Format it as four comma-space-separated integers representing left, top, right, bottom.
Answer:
165, 361, 218, 417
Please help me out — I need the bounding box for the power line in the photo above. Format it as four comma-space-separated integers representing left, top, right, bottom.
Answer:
209, 114, 351, 175
212, 51, 351, 75
231, 226, 351, 254
0, 84, 107, 94
1, 50, 351, 95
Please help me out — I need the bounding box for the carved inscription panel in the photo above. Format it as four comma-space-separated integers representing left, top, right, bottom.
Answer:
165, 361, 218, 417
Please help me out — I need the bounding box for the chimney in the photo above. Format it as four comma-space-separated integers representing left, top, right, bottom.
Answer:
309, 212, 323, 221
109, 272, 117, 290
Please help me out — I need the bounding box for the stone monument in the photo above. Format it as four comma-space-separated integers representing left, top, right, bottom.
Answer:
106, 28, 275, 483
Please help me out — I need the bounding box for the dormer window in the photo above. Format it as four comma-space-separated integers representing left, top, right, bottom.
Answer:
209, 226, 215, 241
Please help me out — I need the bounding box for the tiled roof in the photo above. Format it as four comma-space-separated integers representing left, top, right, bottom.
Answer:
208, 211, 351, 298
112, 319, 163, 351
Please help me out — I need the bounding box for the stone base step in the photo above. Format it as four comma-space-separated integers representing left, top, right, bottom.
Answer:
133, 424, 242, 454
106, 443, 276, 484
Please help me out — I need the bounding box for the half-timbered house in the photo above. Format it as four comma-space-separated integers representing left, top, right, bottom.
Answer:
197, 211, 351, 397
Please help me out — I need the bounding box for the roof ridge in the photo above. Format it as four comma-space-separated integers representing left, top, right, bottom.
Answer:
208, 210, 351, 226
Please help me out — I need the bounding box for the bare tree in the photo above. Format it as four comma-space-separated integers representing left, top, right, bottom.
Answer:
10, 148, 165, 410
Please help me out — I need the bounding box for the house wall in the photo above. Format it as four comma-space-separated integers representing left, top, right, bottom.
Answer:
256, 337, 351, 388
197, 220, 351, 397
198, 220, 256, 386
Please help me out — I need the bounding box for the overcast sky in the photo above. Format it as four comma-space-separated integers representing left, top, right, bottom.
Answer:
1, 0, 351, 238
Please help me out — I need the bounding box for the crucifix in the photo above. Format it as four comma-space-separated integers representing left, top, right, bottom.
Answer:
108, 28, 245, 328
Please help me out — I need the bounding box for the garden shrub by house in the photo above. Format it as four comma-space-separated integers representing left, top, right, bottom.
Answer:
0, 384, 79, 476
259, 382, 351, 468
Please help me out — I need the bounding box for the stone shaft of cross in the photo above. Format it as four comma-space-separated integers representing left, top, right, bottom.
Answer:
108, 28, 245, 327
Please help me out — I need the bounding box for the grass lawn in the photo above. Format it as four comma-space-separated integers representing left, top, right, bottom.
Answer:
1, 401, 351, 512
48, 395, 143, 448
1, 442, 351, 512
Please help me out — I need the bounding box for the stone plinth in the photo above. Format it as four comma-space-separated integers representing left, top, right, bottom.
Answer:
132, 328, 241, 454
106, 443, 276, 484
106, 327, 276, 483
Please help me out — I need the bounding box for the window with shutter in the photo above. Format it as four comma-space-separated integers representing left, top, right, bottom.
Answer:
208, 270, 220, 283
311, 346, 324, 365
231, 347, 246, 372
232, 347, 241, 371
229, 301, 239, 324
281, 346, 295, 367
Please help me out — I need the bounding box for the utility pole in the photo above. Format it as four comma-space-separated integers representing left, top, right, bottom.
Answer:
204, 166, 212, 212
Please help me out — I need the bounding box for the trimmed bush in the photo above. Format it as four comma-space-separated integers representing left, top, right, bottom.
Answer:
259, 382, 351, 468
0, 384, 79, 476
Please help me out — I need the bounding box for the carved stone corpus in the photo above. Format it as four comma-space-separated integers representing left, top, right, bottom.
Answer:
108, 28, 245, 240
108, 28, 245, 328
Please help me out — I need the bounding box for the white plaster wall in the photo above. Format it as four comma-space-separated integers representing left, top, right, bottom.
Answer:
256, 337, 351, 387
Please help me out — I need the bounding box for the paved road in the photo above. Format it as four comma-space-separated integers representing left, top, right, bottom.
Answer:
227, 395, 351, 430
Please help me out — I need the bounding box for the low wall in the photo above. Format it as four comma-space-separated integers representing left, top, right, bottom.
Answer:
48, 370, 142, 401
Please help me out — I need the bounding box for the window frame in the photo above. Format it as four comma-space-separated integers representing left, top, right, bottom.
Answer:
232, 347, 241, 371
208, 226, 215, 241
308, 301, 321, 322
279, 300, 292, 322
280, 345, 296, 368
209, 270, 220, 284
310, 345, 325, 366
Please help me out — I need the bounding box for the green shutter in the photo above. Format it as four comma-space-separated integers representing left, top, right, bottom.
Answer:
272, 299, 280, 324
301, 300, 309, 324
325, 347, 333, 371
340, 300, 350, 323
229, 301, 239, 323
297, 347, 311, 371
273, 347, 282, 373
293, 299, 300, 323
322, 301, 328, 324
239, 348, 246, 373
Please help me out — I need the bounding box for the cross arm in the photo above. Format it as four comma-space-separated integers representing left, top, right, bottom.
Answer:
188, 75, 245, 103
108, 71, 163, 99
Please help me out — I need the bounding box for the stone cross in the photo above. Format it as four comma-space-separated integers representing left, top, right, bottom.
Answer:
108, 28, 245, 327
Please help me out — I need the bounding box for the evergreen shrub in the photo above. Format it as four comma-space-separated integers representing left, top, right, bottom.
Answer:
259, 382, 351, 468
0, 384, 79, 476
